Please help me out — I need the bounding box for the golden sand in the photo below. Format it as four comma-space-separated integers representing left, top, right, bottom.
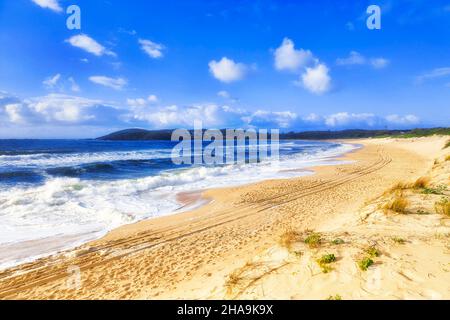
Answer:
0, 136, 449, 300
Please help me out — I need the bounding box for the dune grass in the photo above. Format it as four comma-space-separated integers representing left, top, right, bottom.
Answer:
279, 229, 301, 251
391, 237, 406, 244
384, 194, 409, 214
445, 140, 450, 149
304, 233, 322, 248
413, 177, 430, 189
435, 198, 450, 217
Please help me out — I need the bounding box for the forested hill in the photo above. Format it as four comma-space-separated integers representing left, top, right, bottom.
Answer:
97, 128, 450, 141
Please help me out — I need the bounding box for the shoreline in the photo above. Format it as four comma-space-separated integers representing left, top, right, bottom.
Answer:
0, 140, 358, 271
0, 136, 448, 299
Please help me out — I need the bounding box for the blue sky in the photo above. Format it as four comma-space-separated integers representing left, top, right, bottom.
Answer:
0, 0, 449, 138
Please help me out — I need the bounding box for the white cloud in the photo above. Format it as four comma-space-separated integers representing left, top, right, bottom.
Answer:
127, 98, 147, 107
66, 34, 116, 57
89, 76, 127, 90
148, 95, 159, 103
0, 92, 424, 138
5, 104, 25, 124
209, 57, 247, 83
127, 95, 159, 107
31, 0, 62, 13
217, 91, 230, 99
385, 114, 420, 125
274, 38, 314, 72
336, 51, 389, 69
128, 104, 231, 128
43, 74, 61, 89
415, 67, 450, 84
336, 51, 366, 66
299, 63, 331, 94
324, 112, 376, 127
138, 39, 165, 59
68, 77, 80, 92
370, 58, 390, 69
243, 110, 298, 128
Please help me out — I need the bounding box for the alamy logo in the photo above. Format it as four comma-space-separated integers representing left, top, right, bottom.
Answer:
367, 5, 381, 30
171, 122, 280, 166
66, 5, 81, 30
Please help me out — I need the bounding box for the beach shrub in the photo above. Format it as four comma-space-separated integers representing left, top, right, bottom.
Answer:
435, 198, 450, 217
327, 294, 342, 300
445, 140, 450, 149
317, 254, 336, 273
391, 237, 406, 244
446, 155, 450, 161
332, 238, 345, 245
304, 233, 322, 248
358, 257, 374, 271
413, 177, 430, 189
365, 246, 381, 257
279, 229, 301, 251
384, 195, 409, 214
422, 185, 447, 195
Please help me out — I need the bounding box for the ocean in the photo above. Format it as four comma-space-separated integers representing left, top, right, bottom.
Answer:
0, 139, 358, 269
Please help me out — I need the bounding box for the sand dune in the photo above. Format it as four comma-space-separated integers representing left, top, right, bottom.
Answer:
0, 136, 448, 300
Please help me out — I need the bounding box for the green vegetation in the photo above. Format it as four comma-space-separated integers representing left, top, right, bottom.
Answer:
435, 198, 450, 217
358, 257, 374, 271
317, 254, 336, 273
304, 233, 322, 248
393, 127, 450, 138
332, 238, 345, 245
365, 246, 381, 258
391, 237, 406, 244
327, 294, 342, 300
421, 185, 447, 195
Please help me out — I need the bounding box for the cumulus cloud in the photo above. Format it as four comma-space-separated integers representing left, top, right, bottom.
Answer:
0, 92, 423, 138
0, 94, 116, 126
127, 95, 159, 107
274, 38, 314, 72
138, 39, 165, 58
298, 63, 331, 95
127, 104, 236, 128
209, 57, 247, 83
242, 110, 298, 128
5, 104, 26, 124
89, 76, 127, 90
66, 34, 116, 57
385, 114, 420, 125
31, 0, 62, 13
336, 51, 389, 69
273, 38, 332, 95
324, 112, 376, 127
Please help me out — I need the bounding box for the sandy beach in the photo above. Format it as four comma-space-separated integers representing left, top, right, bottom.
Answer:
0, 136, 449, 300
